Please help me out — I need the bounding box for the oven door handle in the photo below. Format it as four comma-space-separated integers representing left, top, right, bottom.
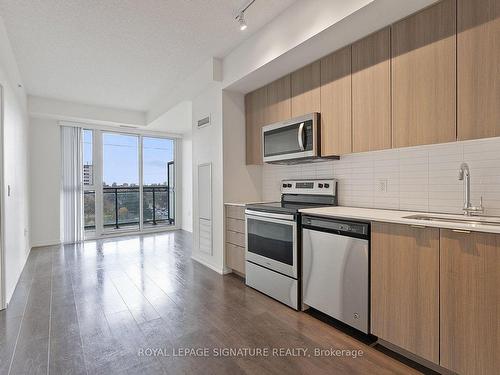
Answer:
245, 209, 295, 221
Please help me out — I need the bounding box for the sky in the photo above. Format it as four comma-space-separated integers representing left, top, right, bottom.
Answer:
83, 130, 174, 186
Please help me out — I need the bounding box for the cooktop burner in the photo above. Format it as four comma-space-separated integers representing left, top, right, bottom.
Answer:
245, 179, 339, 216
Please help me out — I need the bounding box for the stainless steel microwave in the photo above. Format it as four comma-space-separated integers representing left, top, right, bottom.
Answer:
262, 113, 339, 164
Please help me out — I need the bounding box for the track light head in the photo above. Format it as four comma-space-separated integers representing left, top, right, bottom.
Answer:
238, 12, 247, 31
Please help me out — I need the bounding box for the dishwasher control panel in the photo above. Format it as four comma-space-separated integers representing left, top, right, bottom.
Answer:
302, 216, 369, 237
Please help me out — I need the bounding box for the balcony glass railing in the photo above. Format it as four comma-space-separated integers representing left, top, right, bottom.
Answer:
84, 186, 173, 230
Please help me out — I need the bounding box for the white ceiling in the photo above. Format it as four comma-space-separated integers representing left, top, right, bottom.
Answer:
0, 0, 296, 111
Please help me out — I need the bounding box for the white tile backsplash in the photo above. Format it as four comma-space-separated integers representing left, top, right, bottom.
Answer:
262, 137, 500, 216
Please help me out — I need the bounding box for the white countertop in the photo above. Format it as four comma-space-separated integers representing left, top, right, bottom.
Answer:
224, 202, 247, 207
224, 201, 271, 207
299, 206, 500, 234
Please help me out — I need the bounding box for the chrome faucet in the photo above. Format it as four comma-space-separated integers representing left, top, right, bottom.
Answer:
458, 162, 483, 216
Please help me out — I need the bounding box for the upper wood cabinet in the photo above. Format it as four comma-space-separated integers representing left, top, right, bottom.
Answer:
291, 61, 321, 118
371, 222, 439, 364
320, 46, 352, 155
352, 28, 391, 153
457, 0, 500, 140
244, 0, 499, 161
265, 75, 291, 124
392, 0, 457, 148
245, 86, 267, 165
440, 229, 500, 374
245, 76, 291, 165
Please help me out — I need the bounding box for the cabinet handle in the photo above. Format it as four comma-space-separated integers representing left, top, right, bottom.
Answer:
452, 229, 471, 234
410, 224, 426, 229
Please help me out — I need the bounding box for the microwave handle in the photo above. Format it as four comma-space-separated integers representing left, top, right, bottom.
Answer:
298, 122, 305, 151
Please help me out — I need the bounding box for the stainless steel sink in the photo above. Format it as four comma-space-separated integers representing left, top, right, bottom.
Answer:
403, 214, 500, 227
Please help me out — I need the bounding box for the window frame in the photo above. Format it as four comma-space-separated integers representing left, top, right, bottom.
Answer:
82, 128, 178, 240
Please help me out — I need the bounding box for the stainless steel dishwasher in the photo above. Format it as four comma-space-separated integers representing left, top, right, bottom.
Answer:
302, 215, 370, 334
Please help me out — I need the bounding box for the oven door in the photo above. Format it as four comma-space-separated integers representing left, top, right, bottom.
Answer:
262, 113, 318, 163
245, 210, 297, 279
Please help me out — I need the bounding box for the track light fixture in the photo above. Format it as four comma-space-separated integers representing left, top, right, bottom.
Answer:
237, 12, 247, 30
235, 0, 256, 31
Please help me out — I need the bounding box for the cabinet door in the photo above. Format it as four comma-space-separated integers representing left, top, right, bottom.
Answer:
457, 0, 500, 140
291, 61, 321, 118
371, 222, 439, 363
245, 86, 267, 165
392, 0, 456, 147
440, 229, 500, 374
352, 28, 391, 152
320, 46, 352, 155
226, 243, 245, 275
266, 75, 291, 124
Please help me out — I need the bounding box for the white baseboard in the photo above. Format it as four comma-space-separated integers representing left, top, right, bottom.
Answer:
181, 223, 193, 233
190, 255, 224, 274
31, 239, 62, 248
5, 245, 33, 307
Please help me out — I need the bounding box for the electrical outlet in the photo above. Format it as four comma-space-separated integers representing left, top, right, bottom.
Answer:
377, 179, 388, 193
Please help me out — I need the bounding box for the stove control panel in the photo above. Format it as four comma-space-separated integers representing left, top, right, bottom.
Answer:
281, 179, 337, 196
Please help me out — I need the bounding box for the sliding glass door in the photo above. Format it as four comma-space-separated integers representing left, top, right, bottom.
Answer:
102, 132, 140, 231
142, 137, 175, 227
82, 129, 176, 237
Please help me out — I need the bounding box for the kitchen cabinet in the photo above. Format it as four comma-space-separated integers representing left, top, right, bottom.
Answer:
391, 0, 456, 148
244, 0, 500, 161
291, 61, 321, 118
245, 86, 267, 165
266, 75, 291, 125
371, 222, 439, 364
225, 205, 246, 275
352, 28, 391, 152
457, 0, 500, 140
320, 46, 352, 155
440, 229, 500, 374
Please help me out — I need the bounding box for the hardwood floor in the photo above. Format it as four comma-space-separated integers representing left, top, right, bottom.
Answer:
0, 231, 425, 374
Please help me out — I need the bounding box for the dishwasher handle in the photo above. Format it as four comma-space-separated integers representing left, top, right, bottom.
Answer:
302, 216, 370, 238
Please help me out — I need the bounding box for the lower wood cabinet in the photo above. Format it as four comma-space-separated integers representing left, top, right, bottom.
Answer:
371, 222, 439, 364
372, 223, 500, 372
440, 229, 500, 375
225, 205, 246, 275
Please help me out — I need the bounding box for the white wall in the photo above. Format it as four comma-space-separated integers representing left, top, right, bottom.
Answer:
181, 133, 193, 232
147, 100, 192, 134
0, 17, 31, 304
29, 117, 61, 246
145, 100, 193, 232
222, 90, 262, 203
29, 95, 146, 127
28, 115, 190, 243
191, 83, 225, 273
147, 59, 221, 124
263, 138, 500, 217
189, 88, 264, 274
223, 0, 439, 93
223, 0, 373, 90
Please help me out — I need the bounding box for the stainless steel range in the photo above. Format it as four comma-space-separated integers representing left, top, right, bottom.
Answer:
244, 179, 337, 310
